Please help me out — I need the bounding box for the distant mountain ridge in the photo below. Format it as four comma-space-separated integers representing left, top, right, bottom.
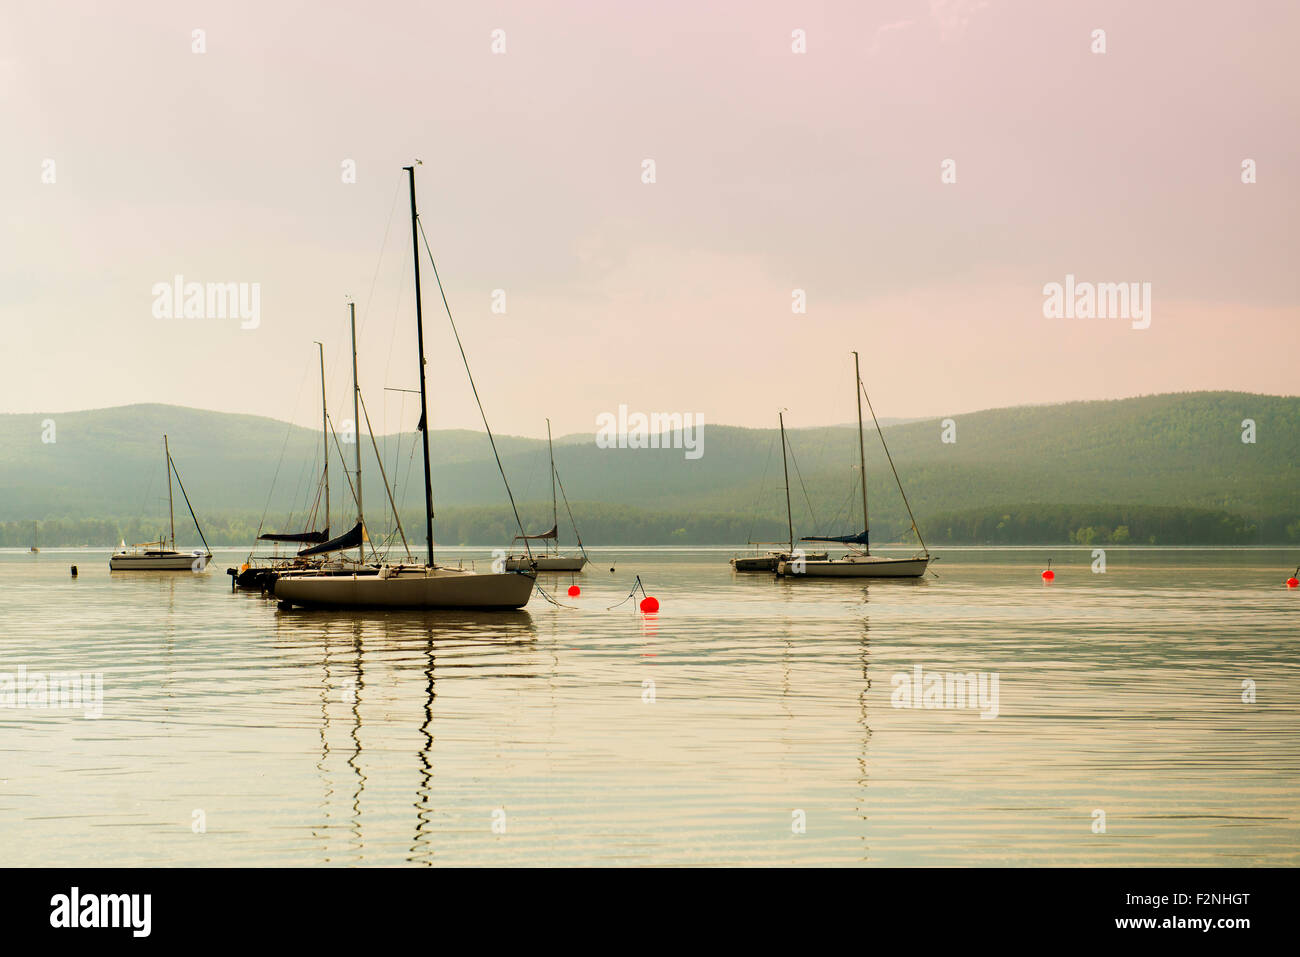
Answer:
1, 392, 1296, 545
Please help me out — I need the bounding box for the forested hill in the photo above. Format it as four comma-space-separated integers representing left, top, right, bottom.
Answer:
1, 391, 1296, 545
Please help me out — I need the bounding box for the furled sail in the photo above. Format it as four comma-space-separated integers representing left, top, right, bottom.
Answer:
801, 531, 869, 545
297, 521, 365, 556
513, 524, 558, 541
259, 528, 330, 544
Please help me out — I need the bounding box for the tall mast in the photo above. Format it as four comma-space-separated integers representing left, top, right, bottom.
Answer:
853, 351, 869, 555
547, 418, 557, 538
164, 434, 175, 550
350, 302, 364, 565
405, 164, 436, 567
779, 411, 793, 554
316, 341, 329, 535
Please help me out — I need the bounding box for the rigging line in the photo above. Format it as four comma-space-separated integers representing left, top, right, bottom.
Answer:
298, 438, 324, 531
392, 390, 405, 508
168, 455, 211, 555
822, 468, 858, 537
398, 436, 420, 529
323, 176, 404, 435
251, 358, 313, 555
606, 575, 649, 610
552, 467, 589, 561
382, 391, 413, 512
282, 366, 322, 535
383, 423, 420, 543
859, 379, 928, 556
381, 247, 410, 447
283, 444, 314, 535
415, 215, 531, 556
305, 468, 325, 532
745, 431, 775, 545
358, 388, 414, 561
328, 413, 370, 561
533, 581, 578, 609
358, 174, 405, 333
817, 414, 863, 536
784, 432, 821, 530
370, 524, 398, 558
384, 387, 403, 512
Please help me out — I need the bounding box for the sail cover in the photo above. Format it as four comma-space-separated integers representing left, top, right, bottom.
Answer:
514, 524, 558, 541
259, 528, 329, 544
801, 531, 869, 545
297, 521, 364, 556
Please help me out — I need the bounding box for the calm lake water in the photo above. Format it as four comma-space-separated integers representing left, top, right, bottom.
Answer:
2, 546, 1297, 866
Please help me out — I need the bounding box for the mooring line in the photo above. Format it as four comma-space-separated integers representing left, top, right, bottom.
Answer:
606, 575, 649, 610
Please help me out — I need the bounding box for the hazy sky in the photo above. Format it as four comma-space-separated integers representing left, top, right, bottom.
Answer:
3, 0, 1296, 438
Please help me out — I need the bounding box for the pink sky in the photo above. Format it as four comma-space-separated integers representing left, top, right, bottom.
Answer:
2, 0, 1296, 438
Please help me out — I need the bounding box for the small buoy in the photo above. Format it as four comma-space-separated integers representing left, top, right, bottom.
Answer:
639, 596, 659, 613
1042, 558, 1054, 582
567, 584, 580, 597
1288, 577, 1299, 588
70, 565, 78, 577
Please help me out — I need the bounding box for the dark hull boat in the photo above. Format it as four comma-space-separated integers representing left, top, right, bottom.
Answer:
229, 343, 334, 593
229, 555, 322, 592
229, 529, 332, 592
731, 550, 827, 572
232, 565, 279, 591
729, 411, 825, 572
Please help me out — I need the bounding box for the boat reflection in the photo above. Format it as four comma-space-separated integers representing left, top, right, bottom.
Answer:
271, 609, 538, 863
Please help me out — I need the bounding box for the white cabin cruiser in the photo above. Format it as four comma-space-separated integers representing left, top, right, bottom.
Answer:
109, 435, 212, 572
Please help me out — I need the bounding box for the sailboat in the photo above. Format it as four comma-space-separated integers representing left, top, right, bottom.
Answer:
29, 521, 39, 553
731, 411, 826, 571
505, 419, 589, 572
109, 436, 213, 571
775, 353, 931, 579
272, 164, 536, 610
230, 342, 334, 592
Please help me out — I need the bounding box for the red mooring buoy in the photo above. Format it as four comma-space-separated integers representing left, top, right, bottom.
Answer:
1287, 577, 1299, 588
568, 584, 581, 597
639, 596, 660, 613
1042, 559, 1055, 582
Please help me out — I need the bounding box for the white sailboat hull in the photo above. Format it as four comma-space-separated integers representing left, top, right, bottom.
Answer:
110, 552, 210, 571
116, 436, 211, 572
776, 554, 930, 578
274, 565, 536, 609
731, 551, 828, 572
504, 554, 587, 572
